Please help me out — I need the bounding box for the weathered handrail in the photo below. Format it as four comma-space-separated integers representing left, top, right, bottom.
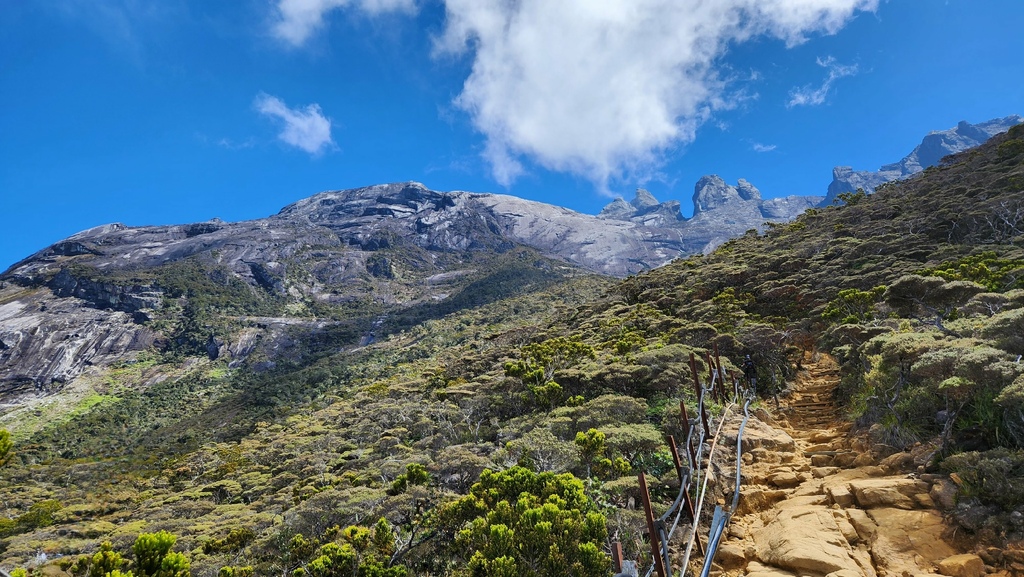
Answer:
618, 346, 758, 577
699, 392, 753, 576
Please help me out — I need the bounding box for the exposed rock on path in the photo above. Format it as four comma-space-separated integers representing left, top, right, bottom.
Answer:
709, 354, 1002, 577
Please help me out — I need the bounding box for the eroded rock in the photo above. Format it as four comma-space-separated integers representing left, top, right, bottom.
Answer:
752, 506, 876, 576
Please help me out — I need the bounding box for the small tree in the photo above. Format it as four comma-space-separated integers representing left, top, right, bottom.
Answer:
504, 336, 595, 408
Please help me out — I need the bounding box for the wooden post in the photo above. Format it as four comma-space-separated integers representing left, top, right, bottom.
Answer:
680, 400, 691, 436
706, 351, 719, 403
688, 352, 701, 398
714, 342, 725, 401
700, 398, 711, 440
638, 472, 667, 577
612, 541, 624, 573
667, 435, 683, 480
680, 401, 697, 464
690, 353, 710, 436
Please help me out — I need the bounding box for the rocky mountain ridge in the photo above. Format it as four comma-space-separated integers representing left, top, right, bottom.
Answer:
594, 116, 1023, 249
824, 114, 1023, 204
2, 115, 1020, 403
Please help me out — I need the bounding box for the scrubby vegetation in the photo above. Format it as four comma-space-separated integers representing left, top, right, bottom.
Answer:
2, 124, 1024, 574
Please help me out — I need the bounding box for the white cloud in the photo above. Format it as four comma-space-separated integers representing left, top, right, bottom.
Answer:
435, 0, 877, 188
271, 0, 415, 46
254, 93, 335, 155
787, 55, 859, 108
752, 142, 778, 153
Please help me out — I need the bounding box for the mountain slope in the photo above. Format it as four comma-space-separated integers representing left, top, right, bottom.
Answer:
1, 124, 1023, 575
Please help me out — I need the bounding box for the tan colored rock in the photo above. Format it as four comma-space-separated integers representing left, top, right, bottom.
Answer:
833, 452, 857, 468
808, 431, 836, 443
749, 447, 781, 464
867, 508, 956, 576
753, 407, 780, 426
913, 492, 936, 509
831, 510, 860, 544
1004, 548, 1024, 564
744, 561, 798, 577
715, 542, 747, 569
853, 452, 875, 467
936, 554, 986, 577
848, 478, 929, 509
811, 454, 835, 467
879, 451, 915, 471
737, 488, 788, 515
813, 466, 840, 478
844, 508, 877, 542
722, 415, 796, 453
978, 546, 1003, 565
752, 506, 876, 576
777, 494, 830, 509
827, 484, 855, 508
769, 471, 801, 488
930, 478, 958, 510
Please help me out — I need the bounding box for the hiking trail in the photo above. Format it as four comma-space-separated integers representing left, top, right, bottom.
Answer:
702, 352, 1005, 577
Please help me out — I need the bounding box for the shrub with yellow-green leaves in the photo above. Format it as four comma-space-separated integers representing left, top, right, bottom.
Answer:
291, 518, 407, 577
437, 466, 610, 577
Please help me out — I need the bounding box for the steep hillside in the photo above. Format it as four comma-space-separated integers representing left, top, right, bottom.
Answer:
1, 125, 1023, 576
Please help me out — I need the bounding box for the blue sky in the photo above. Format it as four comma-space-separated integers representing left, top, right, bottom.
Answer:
2, 0, 1022, 272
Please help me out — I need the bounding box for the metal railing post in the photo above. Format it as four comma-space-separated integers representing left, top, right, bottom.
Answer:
639, 472, 667, 577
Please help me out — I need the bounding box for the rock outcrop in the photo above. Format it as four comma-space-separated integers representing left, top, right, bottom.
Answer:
823, 115, 1023, 204
685, 177, 820, 253
599, 183, 820, 255
1, 182, 702, 398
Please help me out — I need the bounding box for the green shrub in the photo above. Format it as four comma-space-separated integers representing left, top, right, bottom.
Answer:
437, 467, 610, 577
942, 448, 1024, 510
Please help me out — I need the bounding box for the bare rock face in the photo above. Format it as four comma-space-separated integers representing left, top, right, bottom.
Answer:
693, 176, 758, 214
599, 183, 821, 255
0, 286, 155, 396
824, 115, 1023, 204
0, 182, 704, 397
684, 176, 821, 253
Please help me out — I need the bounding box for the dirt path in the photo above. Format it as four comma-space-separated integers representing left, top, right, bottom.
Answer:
705, 353, 1001, 577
